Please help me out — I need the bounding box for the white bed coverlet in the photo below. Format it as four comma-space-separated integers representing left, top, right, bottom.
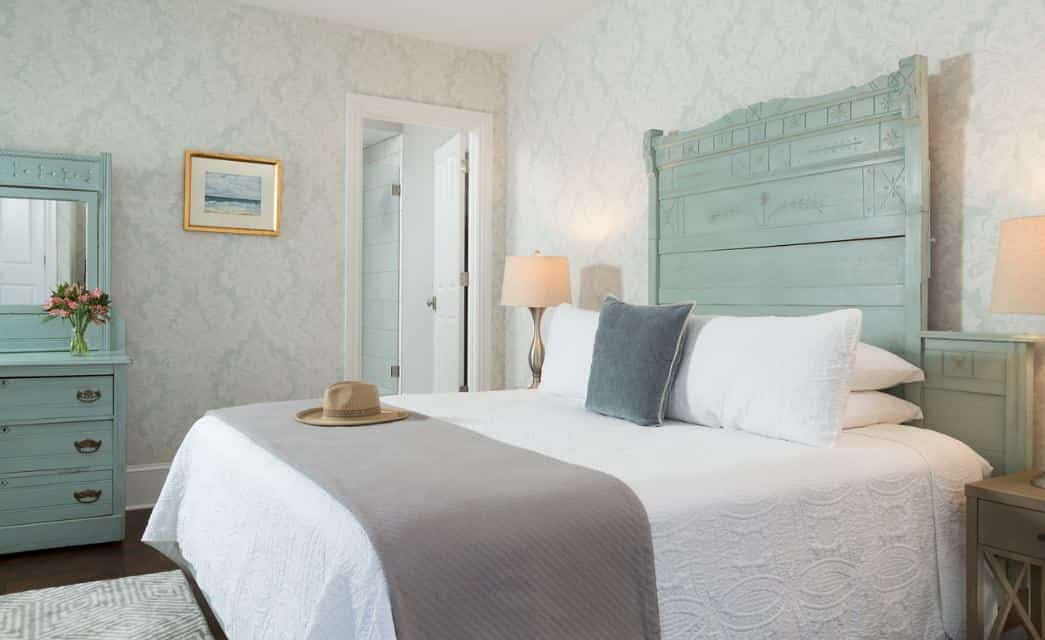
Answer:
144, 390, 989, 640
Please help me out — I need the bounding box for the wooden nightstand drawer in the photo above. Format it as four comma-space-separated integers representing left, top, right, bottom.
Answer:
0, 420, 113, 473
979, 499, 1045, 559
0, 376, 113, 422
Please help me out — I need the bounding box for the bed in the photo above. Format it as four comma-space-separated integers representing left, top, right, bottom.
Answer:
147, 390, 988, 639
145, 55, 999, 639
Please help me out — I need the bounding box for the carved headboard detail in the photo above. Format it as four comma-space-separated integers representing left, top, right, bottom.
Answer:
645, 55, 930, 369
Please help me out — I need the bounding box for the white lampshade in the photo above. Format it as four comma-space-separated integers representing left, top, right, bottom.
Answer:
501, 252, 571, 308
992, 215, 1045, 314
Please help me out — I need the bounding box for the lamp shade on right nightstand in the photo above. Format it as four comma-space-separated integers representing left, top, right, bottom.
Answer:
992, 215, 1045, 314
991, 214, 1045, 489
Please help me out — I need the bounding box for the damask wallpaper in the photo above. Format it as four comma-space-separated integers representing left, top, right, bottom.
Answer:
1, 0, 507, 465
5, 0, 1045, 467
505, 0, 1045, 460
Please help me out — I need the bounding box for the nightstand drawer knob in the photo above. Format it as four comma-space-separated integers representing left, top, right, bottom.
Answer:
74, 438, 103, 453
73, 489, 102, 504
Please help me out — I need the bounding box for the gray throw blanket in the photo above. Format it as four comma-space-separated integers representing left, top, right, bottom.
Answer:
211, 404, 660, 640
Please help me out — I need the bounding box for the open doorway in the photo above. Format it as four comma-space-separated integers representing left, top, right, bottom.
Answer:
360, 119, 467, 395
346, 95, 493, 395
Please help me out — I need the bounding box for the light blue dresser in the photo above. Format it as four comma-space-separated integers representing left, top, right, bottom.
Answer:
0, 150, 131, 554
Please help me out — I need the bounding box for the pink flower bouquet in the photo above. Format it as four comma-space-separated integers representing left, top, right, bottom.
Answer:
41, 283, 112, 355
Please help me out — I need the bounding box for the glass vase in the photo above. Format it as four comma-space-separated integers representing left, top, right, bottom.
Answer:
70, 324, 89, 356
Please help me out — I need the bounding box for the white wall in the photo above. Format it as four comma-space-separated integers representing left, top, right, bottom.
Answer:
400, 124, 458, 393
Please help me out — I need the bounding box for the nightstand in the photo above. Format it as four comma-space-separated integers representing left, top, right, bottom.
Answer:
967, 471, 1045, 639
921, 332, 1042, 475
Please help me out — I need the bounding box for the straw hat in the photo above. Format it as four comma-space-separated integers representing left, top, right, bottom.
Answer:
295, 381, 409, 427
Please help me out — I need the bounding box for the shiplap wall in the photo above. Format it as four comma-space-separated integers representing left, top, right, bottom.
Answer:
362, 136, 403, 395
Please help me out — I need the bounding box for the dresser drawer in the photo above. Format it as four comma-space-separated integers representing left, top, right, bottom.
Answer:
979, 499, 1045, 559
0, 376, 113, 422
0, 421, 113, 473
0, 470, 112, 527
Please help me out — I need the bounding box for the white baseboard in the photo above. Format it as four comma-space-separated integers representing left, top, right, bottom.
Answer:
126, 463, 171, 510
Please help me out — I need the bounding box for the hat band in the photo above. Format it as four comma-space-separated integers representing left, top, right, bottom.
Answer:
324, 406, 380, 418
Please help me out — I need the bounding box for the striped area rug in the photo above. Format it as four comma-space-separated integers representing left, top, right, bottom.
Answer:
0, 571, 212, 639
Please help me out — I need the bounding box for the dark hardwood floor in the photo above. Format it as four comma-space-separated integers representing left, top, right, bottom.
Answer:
0, 509, 227, 639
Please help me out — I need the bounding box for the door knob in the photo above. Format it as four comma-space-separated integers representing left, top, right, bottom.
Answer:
426, 296, 437, 311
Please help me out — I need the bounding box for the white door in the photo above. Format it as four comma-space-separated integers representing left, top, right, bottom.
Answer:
0, 198, 48, 305
431, 135, 467, 392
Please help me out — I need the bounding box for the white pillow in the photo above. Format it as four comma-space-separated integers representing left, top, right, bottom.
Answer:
667, 310, 862, 447
850, 343, 925, 390
843, 391, 923, 429
538, 304, 598, 399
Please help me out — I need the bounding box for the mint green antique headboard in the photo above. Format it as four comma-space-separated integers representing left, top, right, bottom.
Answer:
645, 55, 1037, 473
645, 55, 929, 365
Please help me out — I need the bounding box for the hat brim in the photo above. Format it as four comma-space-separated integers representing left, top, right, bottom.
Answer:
294, 404, 409, 427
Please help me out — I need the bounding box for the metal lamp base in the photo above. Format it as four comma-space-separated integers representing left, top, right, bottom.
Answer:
527, 307, 546, 389
1031, 473, 1045, 490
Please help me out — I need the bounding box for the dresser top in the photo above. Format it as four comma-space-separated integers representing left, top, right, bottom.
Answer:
0, 350, 131, 367
967, 470, 1045, 511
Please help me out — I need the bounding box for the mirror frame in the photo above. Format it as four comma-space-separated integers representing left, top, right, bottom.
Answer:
0, 187, 99, 312
0, 150, 112, 353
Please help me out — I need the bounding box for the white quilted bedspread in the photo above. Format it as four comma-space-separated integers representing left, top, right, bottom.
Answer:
144, 390, 989, 640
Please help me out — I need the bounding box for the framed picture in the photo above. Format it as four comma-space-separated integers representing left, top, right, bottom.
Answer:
183, 151, 280, 236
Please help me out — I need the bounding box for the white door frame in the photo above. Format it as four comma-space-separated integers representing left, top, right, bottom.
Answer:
345, 93, 493, 392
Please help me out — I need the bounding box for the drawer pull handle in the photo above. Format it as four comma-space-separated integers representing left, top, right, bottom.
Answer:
74, 438, 102, 453
76, 389, 102, 403
74, 489, 102, 504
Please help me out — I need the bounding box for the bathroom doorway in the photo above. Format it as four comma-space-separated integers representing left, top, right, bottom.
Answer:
347, 95, 493, 394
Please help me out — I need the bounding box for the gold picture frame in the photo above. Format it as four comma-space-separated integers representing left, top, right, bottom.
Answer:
183, 150, 281, 236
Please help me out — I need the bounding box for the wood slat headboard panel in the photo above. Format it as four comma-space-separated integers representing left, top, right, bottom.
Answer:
645, 55, 930, 365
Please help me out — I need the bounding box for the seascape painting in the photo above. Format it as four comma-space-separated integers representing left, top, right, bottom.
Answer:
185, 151, 280, 235
204, 171, 262, 216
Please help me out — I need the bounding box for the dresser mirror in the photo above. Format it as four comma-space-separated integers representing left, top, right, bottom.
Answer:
0, 195, 91, 307
0, 151, 107, 354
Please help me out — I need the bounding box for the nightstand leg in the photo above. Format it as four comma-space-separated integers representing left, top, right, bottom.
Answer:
983, 554, 1041, 640
1037, 564, 1045, 637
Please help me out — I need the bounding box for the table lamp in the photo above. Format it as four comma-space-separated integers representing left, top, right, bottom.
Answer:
501, 251, 571, 388
991, 215, 1045, 488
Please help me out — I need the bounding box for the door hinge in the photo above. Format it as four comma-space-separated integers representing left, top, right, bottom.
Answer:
391, 184, 401, 196
459, 271, 469, 287
459, 384, 469, 392
390, 364, 400, 378
460, 154, 469, 174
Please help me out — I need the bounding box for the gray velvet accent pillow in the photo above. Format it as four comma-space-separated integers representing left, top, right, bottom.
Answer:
585, 296, 694, 426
